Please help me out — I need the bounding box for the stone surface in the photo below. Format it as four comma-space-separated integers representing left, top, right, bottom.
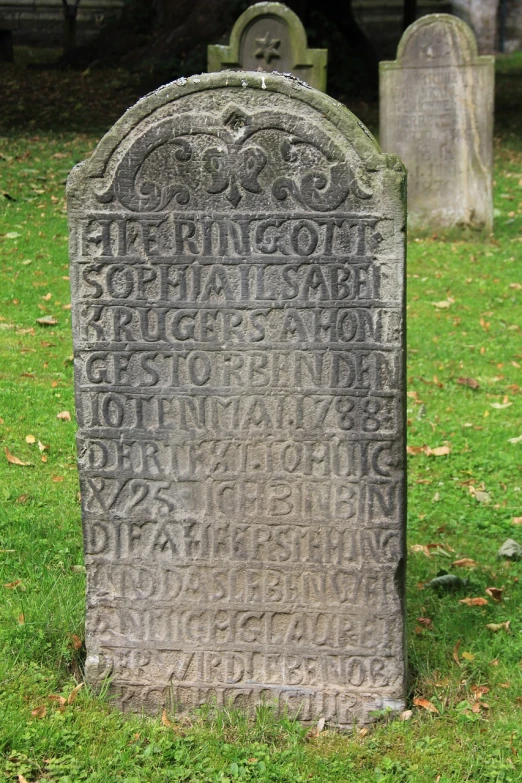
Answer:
380, 14, 494, 230
67, 70, 406, 727
452, 0, 499, 53
208, 3, 327, 92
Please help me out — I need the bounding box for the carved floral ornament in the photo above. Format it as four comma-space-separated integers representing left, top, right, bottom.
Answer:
97, 107, 371, 212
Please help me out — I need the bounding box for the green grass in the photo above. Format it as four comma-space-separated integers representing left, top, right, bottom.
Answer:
0, 51, 521, 782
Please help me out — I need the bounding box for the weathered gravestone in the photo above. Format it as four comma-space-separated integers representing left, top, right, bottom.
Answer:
380, 14, 494, 230
208, 3, 327, 92
68, 70, 406, 727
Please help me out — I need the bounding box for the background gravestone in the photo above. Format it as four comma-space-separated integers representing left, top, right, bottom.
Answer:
68, 70, 406, 727
380, 14, 494, 230
208, 3, 327, 92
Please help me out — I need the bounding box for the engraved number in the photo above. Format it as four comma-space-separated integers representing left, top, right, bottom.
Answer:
362, 398, 381, 432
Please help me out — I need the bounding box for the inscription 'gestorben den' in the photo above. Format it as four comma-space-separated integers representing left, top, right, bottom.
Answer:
68, 70, 406, 727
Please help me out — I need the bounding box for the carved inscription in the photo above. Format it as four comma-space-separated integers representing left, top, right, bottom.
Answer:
69, 72, 406, 726
380, 15, 494, 229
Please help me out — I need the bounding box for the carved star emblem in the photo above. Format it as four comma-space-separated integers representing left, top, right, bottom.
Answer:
255, 32, 281, 64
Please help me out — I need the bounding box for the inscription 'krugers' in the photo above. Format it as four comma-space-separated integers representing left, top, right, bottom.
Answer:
69, 72, 406, 725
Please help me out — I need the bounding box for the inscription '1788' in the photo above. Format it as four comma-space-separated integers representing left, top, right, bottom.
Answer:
68, 71, 406, 727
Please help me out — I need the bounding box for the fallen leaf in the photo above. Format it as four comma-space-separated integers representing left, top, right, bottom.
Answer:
471, 702, 481, 713
49, 694, 67, 707
5, 446, 31, 467
161, 708, 174, 728
509, 435, 522, 444
5, 231, 21, 239
453, 558, 477, 568
453, 639, 462, 666
67, 682, 84, 705
18, 613, 25, 624
42, 292, 52, 301
18, 775, 29, 783
459, 597, 488, 606
4, 579, 22, 590
52, 475, 64, 483
485, 587, 503, 602
38, 440, 49, 452
499, 682, 510, 688
413, 697, 439, 714
457, 377, 480, 390
513, 517, 522, 525
16, 494, 28, 504
56, 410, 71, 421
432, 299, 454, 309
306, 716, 326, 740
36, 316, 58, 326
461, 652, 475, 661
31, 704, 47, 718
490, 402, 513, 409
469, 485, 491, 503
471, 685, 489, 697
71, 634, 83, 650
62, 303, 72, 310
490, 659, 499, 666
430, 445, 451, 456
498, 539, 522, 561
25, 434, 35, 444
485, 621, 511, 633
510, 282, 522, 290
400, 709, 413, 721
417, 617, 433, 628
407, 444, 451, 457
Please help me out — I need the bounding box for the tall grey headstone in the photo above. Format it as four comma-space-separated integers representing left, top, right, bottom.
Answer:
380, 14, 494, 230
68, 70, 406, 727
208, 3, 327, 92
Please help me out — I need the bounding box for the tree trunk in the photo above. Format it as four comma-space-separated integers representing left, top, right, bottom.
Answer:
62, 0, 80, 55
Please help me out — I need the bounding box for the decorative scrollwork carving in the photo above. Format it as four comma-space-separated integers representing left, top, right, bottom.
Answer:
96, 108, 371, 212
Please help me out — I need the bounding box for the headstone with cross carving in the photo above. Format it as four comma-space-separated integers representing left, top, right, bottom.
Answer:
208, 2, 327, 92
67, 70, 406, 727
380, 14, 494, 230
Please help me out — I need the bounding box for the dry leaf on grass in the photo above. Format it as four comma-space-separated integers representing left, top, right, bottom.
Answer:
417, 617, 433, 628
485, 587, 503, 602
18, 775, 29, 783
67, 682, 84, 705
31, 704, 47, 718
485, 621, 511, 633
468, 485, 491, 503
461, 652, 475, 661
5, 446, 31, 467
413, 697, 439, 714
453, 639, 462, 666
432, 298, 454, 309
38, 440, 49, 452
161, 708, 174, 728
400, 709, 413, 721
56, 410, 71, 421
36, 316, 58, 326
3, 580, 22, 589
25, 434, 35, 444
457, 377, 480, 390
459, 597, 488, 606
512, 517, 522, 525
306, 716, 326, 740
490, 402, 513, 409
453, 558, 477, 568
71, 634, 83, 650
407, 444, 451, 457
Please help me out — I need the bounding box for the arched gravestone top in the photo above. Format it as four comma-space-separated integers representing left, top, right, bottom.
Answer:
395, 13, 479, 67
380, 14, 494, 230
68, 71, 407, 727
208, 3, 327, 92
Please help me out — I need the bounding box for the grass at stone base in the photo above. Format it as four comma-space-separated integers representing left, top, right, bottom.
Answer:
0, 62, 522, 783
